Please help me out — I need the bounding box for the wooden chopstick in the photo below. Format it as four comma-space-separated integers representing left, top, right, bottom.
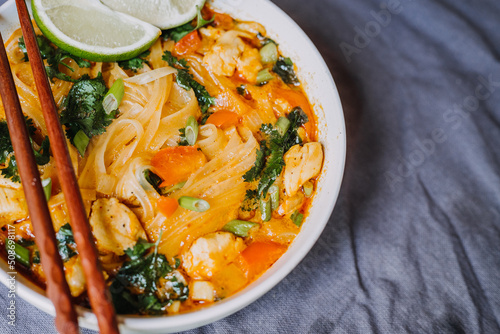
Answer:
0, 33, 79, 334
14, 1, 119, 333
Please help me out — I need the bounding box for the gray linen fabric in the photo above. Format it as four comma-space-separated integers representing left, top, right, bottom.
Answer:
1, 0, 500, 333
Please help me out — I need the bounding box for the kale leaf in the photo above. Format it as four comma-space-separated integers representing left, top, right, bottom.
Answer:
118, 51, 150, 72
162, 51, 215, 114
244, 107, 309, 198
162, 7, 214, 42
110, 236, 185, 315
273, 56, 300, 86
19, 35, 91, 82
59, 73, 115, 151
56, 223, 78, 262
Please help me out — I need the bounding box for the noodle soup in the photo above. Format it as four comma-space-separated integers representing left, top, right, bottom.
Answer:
0, 4, 324, 315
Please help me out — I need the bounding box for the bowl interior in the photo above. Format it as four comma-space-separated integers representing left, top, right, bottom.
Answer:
0, 0, 346, 332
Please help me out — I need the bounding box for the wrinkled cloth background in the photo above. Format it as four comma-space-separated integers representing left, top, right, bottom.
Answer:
1, 0, 500, 333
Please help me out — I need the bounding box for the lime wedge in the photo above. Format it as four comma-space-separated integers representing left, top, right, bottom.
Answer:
100, 0, 207, 30
32, 0, 161, 62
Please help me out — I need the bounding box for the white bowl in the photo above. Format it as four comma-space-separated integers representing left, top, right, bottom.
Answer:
0, 0, 346, 332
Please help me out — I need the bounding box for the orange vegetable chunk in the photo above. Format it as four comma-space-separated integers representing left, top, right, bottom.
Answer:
206, 110, 241, 129
238, 241, 287, 280
275, 87, 315, 138
174, 31, 202, 56
157, 197, 179, 218
151, 146, 207, 188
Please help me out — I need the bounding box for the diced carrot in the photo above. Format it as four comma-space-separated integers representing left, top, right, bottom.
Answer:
157, 197, 179, 218
213, 12, 234, 30
237, 241, 287, 279
206, 110, 241, 129
275, 87, 315, 139
151, 146, 207, 188
174, 31, 202, 56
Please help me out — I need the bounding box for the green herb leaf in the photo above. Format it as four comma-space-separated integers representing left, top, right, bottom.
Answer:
162, 51, 215, 114
144, 169, 163, 195
55, 223, 78, 262
60, 73, 116, 154
118, 51, 150, 72
19, 35, 91, 82
243, 107, 309, 199
111, 236, 182, 315
162, 6, 214, 42
273, 56, 300, 86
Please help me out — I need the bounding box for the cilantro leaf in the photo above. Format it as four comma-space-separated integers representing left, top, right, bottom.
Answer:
273, 56, 300, 86
55, 223, 78, 262
1, 158, 20, 183
162, 7, 214, 42
162, 51, 215, 114
162, 51, 189, 69
19, 35, 91, 82
59, 73, 115, 152
118, 51, 150, 72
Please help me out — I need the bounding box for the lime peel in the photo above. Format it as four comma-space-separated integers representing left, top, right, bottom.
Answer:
32, 0, 161, 62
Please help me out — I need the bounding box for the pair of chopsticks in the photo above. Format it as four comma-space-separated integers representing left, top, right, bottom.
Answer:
0, 1, 119, 333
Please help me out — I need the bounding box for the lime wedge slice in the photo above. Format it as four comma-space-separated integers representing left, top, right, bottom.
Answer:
100, 0, 207, 30
32, 0, 161, 62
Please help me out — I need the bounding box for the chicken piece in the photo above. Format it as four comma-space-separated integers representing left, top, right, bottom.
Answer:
277, 191, 305, 216
203, 31, 249, 77
89, 198, 147, 256
236, 46, 263, 83
283, 142, 324, 196
0, 187, 28, 227
183, 232, 246, 280
198, 26, 222, 54
64, 256, 86, 297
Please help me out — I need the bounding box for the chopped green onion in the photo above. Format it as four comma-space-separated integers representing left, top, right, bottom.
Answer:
185, 116, 199, 146
237, 85, 246, 96
260, 42, 278, 65
14, 242, 30, 267
269, 184, 280, 211
41, 178, 52, 202
275, 117, 291, 136
256, 68, 274, 85
179, 196, 210, 212
222, 220, 258, 238
73, 130, 90, 157
260, 198, 271, 222
103, 78, 124, 114
291, 210, 304, 227
303, 181, 313, 197
160, 180, 187, 195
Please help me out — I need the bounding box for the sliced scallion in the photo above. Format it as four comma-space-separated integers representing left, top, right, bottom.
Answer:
103, 78, 124, 114
260, 42, 278, 65
14, 242, 30, 267
260, 198, 271, 222
178, 196, 210, 212
185, 116, 199, 146
269, 184, 280, 211
256, 68, 274, 85
160, 180, 187, 196
73, 130, 90, 157
291, 210, 304, 227
41, 178, 52, 202
303, 181, 313, 197
222, 220, 258, 238
275, 117, 291, 136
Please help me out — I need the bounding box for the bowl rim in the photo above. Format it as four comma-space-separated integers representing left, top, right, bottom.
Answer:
0, 0, 346, 332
